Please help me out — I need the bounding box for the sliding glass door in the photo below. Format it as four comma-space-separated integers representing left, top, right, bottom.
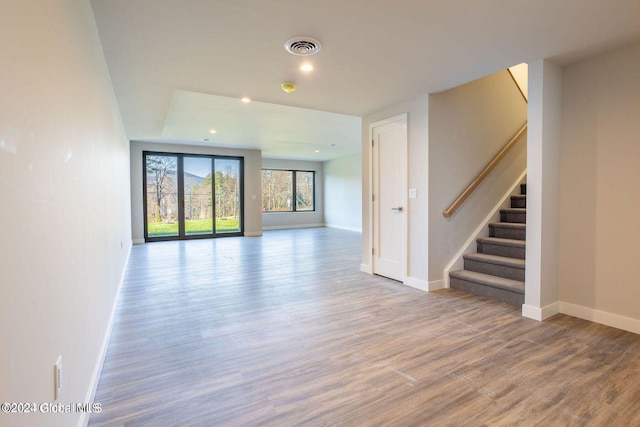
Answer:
214, 158, 242, 234
144, 152, 243, 241
145, 154, 179, 238
184, 156, 214, 236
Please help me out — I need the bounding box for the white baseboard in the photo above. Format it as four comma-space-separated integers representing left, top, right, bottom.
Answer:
522, 301, 640, 334
361, 264, 372, 274
522, 301, 560, 321
79, 242, 132, 427
262, 223, 325, 231
560, 302, 640, 335
132, 238, 145, 245
428, 279, 446, 291
543, 302, 561, 319
521, 304, 541, 320
397, 277, 446, 292
325, 224, 362, 233
404, 276, 429, 292
244, 231, 263, 237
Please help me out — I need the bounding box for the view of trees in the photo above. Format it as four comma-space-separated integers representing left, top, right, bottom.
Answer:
295, 171, 314, 211
185, 164, 240, 221
262, 170, 293, 211
184, 173, 212, 222
145, 154, 242, 237
262, 169, 314, 212
146, 155, 178, 224
214, 164, 240, 220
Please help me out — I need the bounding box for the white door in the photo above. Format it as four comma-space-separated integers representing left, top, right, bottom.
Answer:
371, 114, 407, 282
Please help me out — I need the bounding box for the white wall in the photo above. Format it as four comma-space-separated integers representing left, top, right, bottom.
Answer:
261, 158, 324, 230
130, 141, 263, 242
523, 60, 563, 320
0, 1, 131, 426
324, 155, 362, 232
362, 95, 430, 287
429, 70, 528, 285
558, 43, 640, 332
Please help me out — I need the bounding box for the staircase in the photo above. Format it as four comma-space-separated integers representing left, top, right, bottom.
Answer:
449, 183, 526, 306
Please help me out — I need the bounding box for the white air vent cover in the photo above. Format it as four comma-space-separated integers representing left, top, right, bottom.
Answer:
284, 37, 322, 56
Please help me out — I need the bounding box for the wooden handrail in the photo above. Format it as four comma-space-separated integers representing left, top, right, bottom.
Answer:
442, 123, 528, 218
507, 68, 528, 103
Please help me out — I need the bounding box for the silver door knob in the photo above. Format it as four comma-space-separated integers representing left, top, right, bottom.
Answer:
391, 207, 403, 212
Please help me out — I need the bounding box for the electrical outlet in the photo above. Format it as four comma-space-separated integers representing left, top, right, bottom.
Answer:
54, 356, 62, 400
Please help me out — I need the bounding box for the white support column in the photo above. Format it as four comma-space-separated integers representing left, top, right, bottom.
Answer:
523, 59, 562, 321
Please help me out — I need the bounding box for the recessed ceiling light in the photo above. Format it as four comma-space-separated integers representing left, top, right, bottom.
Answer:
315, 150, 320, 153
241, 97, 251, 103
300, 64, 313, 72
209, 129, 217, 134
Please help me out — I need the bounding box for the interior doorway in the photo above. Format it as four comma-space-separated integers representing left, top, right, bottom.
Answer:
370, 114, 408, 282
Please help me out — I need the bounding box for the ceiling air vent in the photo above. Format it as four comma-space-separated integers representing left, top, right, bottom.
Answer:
284, 37, 322, 56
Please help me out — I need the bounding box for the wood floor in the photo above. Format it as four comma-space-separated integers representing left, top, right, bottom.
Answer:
90, 228, 640, 426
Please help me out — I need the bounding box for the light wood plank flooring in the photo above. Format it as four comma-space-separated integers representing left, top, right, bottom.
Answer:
90, 228, 640, 426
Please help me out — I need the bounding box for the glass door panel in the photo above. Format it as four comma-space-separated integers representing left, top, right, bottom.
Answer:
145, 155, 179, 238
215, 158, 241, 233
184, 157, 213, 236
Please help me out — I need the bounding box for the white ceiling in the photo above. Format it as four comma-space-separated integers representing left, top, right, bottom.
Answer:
90, 0, 640, 161
162, 91, 361, 159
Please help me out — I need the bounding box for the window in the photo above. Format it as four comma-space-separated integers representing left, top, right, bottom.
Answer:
262, 169, 315, 212
295, 171, 314, 211
143, 152, 243, 241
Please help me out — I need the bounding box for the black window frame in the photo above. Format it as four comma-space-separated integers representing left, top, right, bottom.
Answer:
143, 151, 244, 242
261, 168, 316, 213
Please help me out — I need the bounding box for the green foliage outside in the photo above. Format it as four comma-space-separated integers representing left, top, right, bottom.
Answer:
148, 218, 240, 237
261, 169, 314, 212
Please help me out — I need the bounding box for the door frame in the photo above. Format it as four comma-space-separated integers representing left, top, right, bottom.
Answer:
368, 113, 408, 282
